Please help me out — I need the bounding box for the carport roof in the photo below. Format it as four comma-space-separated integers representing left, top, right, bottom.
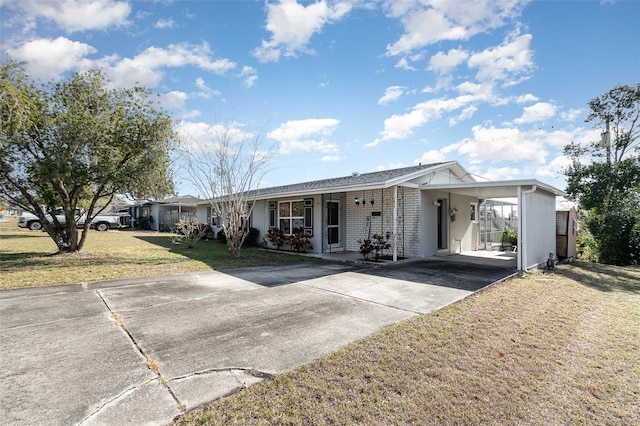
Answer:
423, 179, 565, 198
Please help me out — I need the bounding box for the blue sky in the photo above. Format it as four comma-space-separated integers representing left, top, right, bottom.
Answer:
2, 0, 639, 196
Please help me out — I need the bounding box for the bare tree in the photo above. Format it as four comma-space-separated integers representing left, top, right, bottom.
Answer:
180, 122, 272, 258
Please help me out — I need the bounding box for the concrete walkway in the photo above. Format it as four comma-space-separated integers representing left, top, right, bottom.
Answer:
0, 259, 515, 425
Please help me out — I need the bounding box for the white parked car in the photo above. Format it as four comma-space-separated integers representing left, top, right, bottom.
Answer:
18, 210, 121, 231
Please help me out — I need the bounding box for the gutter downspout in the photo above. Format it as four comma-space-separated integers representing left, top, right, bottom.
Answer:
393, 185, 398, 262
520, 184, 537, 271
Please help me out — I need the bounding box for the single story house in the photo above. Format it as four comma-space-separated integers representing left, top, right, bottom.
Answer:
194, 161, 564, 271
125, 195, 202, 231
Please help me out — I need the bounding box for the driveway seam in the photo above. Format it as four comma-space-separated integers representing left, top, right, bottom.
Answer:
95, 289, 186, 414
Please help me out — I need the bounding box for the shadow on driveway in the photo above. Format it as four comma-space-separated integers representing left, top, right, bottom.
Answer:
357, 259, 517, 291
218, 260, 354, 287
220, 258, 517, 292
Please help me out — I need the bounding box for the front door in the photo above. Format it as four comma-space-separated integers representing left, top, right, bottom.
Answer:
326, 201, 341, 249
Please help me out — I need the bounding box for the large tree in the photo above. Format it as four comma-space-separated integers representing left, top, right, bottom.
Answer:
564, 83, 640, 265
0, 62, 175, 252
180, 122, 271, 258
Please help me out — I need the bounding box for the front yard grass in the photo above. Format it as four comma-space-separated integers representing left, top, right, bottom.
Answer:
0, 219, 308, 289
176, 262, 640, 426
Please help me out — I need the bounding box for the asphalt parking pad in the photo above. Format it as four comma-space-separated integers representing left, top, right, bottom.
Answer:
360, 259, 516, 291
115, 283, 414, 380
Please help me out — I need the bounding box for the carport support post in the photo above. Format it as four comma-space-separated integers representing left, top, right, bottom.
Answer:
393, 185, 398, 262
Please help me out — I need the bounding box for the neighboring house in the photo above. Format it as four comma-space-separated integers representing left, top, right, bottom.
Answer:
125, 195, 203, 231
194, 161, 564, 271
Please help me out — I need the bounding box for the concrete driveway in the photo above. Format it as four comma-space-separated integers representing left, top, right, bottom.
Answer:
0, 258, 515, 425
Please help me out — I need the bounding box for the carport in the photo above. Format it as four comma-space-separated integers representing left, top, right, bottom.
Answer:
423, 180, 565, 271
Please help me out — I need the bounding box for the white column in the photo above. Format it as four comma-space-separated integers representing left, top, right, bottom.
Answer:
393, 185, 398, 262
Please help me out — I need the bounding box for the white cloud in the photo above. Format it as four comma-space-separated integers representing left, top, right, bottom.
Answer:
161, 91, 188, 109
456, 125, 548, 165
378, 86, 406, 105
195, 77, 221, 98
395, 57, 416, 71
155, 18, 176, 29
476, 166, 522, 181
415, 149, 446, 164
6, 37, 97, 80
7, 38, 236, 87
468, 32, 534, 83
10, 0, 131, 32
253, 0, 352, 62
536, 154, 571, 178
268, 118, 340, 154
515, 93, 539, 103
101, 42, 236, 88
369, 94, 477, 146
428, 48, 469, 74
513, 102, 557, 124
321, 155, 342, 162
449, 105, 478, 126
385, 0, 527, 56
238, 66, 258, 88
176, 121, 254, 153
560, 108, 583, 122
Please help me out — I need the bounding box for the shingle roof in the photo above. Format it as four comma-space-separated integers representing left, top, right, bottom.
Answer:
248, 162, 447, 199
158, 195, 202, 204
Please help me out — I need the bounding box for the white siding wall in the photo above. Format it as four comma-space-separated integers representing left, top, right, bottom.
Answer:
420, 191, 479, 256
253, 196, 323, 253
523, 190, 556, 268
448, 193, 479, 253
150, 204, 160, 231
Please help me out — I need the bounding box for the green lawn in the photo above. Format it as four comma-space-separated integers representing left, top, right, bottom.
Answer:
0, 219, 308, 289
175, 262, 640, 426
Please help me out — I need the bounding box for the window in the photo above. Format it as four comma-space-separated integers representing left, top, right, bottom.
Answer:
279, 201, 304, 235
244, 202, 253, 228
470, 203, 477, 222
269, 202, 276, 227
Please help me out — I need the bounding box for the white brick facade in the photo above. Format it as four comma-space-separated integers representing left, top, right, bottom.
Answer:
345, 187, 422, 258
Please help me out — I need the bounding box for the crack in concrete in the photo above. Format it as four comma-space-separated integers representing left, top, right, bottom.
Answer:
78, 379, 157, 425
168, 366, 275, 383
95, 290, 185, 413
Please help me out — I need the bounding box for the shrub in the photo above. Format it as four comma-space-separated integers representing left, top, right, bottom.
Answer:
576, 233, 598, 262
135, 215, 153, 230
174, 220, 208, 249
217, 227, 260, 247
286, 231, 313, 252
265, 227, 285, 250
587, 211, 638, 265
359, 232, 391, 261
502, 227, 517, 245
245, 227, 260, 247
358, 238, 373, 260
